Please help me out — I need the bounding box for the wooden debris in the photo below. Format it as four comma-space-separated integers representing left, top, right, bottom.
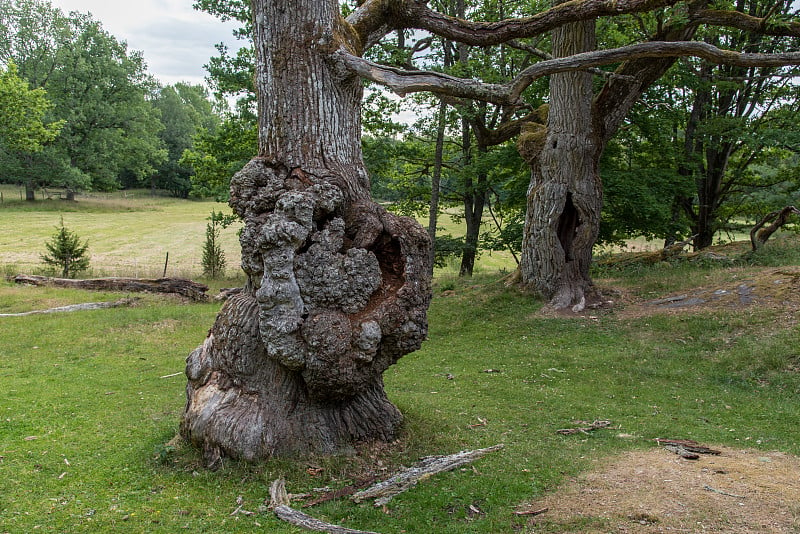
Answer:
557, 420, 612, 435
703, 485, 745, 499
303, 477, 378, 508
269, 479, 380, 534
351, 444, 504, 506
514, 507, 549, 516
656, 438, 721, 459
0, 298, 138, 317
14, 274, 208, 301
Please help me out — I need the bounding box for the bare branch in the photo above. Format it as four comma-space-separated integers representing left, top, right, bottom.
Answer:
336, 38, 800, 111
351, 444, 505, 506
509, 41, 800, 101
507, 39, 638, 80
331, 48, 517, 105
269, 479, 379, 534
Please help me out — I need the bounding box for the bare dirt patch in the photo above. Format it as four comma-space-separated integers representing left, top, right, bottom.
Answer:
600, 267, 800, 325
519, 446, 800, 533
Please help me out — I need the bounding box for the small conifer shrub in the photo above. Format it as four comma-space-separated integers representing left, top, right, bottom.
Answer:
201, 210, 228, 279
41, 217, 90, 278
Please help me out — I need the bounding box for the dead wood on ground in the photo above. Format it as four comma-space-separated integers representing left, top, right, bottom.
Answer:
351, 444, 505, 506
269, 479, 380, 534
557, 420, 612, 435
14, 274, 208, 301
0, 298, 138, 317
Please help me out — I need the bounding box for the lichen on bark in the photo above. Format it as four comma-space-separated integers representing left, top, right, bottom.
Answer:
181, 158, 431, 462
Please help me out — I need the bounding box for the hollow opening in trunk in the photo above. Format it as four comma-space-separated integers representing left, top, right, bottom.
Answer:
557, 192, 580, 262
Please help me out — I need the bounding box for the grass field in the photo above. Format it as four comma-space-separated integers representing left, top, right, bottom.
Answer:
1, 191, 799, 532
0, 187, 243, 280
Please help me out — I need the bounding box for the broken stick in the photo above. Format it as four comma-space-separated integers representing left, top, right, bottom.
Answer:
269, 479, 379, 534
556, 420, 611, 435
351, 444, 504, 506
0, 298, 138, 317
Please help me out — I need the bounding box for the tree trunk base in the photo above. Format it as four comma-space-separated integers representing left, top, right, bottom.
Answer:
181, 293, 404, 466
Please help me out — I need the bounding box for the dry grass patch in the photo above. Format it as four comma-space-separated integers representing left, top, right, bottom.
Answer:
520, 446, 800, 533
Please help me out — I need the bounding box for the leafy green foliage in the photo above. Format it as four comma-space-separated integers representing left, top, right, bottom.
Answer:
0, 61, 62, 152
182, 115, 257, 200
150, 84, 221, 198
0, 0, 166, 193
40, 217, 90, 277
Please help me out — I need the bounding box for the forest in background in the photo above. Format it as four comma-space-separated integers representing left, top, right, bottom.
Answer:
1, 0, 798, 278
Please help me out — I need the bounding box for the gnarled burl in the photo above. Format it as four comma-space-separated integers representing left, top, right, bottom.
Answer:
180, 0, 431, 464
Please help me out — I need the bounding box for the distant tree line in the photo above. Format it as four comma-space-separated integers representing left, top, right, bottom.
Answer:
2, 0, 797, 279
192, 0, 799, 284
0, 0, 227, 199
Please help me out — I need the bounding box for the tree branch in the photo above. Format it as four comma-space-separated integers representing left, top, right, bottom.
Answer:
508, 41, 800, 101
347, 0, 398, 50
269, 479, 379, 534
331, 48, 516, 105
690, 9, 800, 38
401, 0, 682, 46
337, 38, 800, 108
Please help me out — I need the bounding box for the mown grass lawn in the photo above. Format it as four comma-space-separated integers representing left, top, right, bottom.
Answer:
1, 193, 798, 533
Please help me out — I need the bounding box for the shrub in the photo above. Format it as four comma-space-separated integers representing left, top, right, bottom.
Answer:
40, 217, 90, 278
201, 210, 228, 279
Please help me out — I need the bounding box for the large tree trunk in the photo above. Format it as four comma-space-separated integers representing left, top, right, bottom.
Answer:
518, 17, 600, 311
180, 0, 431, 464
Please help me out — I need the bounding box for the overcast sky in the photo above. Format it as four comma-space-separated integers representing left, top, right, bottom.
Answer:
49, 0, 244, 87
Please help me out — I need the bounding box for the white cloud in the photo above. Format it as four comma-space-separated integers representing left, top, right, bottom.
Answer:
49, 0, 244, 86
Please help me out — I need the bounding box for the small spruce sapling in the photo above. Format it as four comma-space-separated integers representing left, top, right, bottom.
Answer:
41, 217, 90, 278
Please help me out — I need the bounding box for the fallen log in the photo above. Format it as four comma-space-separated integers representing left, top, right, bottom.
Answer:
269, 479, 380, 534
351, 444, 504, 506
13, 274, 208, 301
0, 298, 138, 317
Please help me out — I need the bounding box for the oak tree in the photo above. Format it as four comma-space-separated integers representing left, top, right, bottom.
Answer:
182, 0, 800, 463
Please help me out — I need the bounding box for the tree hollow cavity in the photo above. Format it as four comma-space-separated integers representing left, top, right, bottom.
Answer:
557, 192, 580, 262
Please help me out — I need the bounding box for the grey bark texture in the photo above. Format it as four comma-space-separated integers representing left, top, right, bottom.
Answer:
180, 0, 431, 463
519, 16, 600, 311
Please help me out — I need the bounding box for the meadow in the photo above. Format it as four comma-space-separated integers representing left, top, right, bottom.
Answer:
0, 191, 798, 532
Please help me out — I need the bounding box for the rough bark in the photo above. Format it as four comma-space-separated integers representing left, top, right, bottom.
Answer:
750, 206, 800, 251
180, 0, 431, 463
519, 14, 600, 311
13, 274, 208, 301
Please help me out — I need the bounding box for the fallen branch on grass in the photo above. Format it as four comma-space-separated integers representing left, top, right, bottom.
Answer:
556, 420, 612, 435
351, 444, 505, 506
0, 298, 138, 317
703, 485, 745, 499
513, 507, 549, 516
656, 438, 721, 459
14, 274, 208, 301
269, 479, 380, 534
